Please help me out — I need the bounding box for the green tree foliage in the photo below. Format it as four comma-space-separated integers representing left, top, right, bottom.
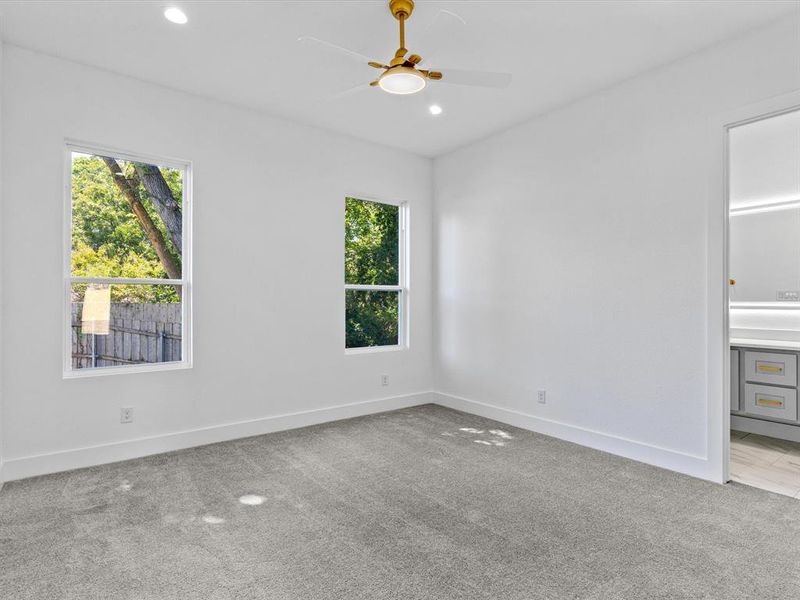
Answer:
71, 155, 182, 303
344, 198, 400, 348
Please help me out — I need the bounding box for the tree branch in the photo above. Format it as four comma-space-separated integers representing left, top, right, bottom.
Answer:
102, 157, 182, 282
133, 163, 182, 253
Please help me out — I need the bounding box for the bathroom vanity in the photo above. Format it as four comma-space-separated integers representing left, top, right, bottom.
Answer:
731, 340, 800, 442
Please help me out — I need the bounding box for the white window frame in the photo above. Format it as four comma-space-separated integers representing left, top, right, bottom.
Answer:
63, 140, 193, 378
344, 195, 409, 354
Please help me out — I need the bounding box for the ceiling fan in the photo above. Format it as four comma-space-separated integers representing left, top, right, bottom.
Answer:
299, 0, 512, 96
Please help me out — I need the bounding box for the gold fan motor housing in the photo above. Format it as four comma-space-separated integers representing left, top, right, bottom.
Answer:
389, 0, 414, 19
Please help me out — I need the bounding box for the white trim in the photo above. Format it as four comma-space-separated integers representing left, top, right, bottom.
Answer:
345, 345, 407, 355
1, 391, 434, 482
345, 284, 402, 292
707, 90, 800, 486
70, 277, 184, 286
1, 390, 727, 483
433, 392, 716, 481
344, 196, 409, 352
65, 139, 189, 172
343, 191, 407, 208
62, 360, 191, 380
63, 142, 193, 377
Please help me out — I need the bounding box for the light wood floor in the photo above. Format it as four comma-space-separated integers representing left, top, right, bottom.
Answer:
731, 430, 800, 498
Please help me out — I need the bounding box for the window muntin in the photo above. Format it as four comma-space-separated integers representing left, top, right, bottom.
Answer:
344, 197, 406, 350
65, 145, 191, 376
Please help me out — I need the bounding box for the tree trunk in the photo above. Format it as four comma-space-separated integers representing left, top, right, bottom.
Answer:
133, 163, 182, 253
102, 158, 182, 282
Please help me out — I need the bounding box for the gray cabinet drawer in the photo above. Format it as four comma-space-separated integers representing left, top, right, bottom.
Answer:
744, 351, 797, 387
731, 350, 740, 412
743, 384, 798, 421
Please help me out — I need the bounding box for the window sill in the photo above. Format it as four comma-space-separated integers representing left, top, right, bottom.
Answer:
63, 360, 192, 379
345, 345, 407, 356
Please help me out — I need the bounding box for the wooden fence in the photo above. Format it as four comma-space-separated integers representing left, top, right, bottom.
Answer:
71, 303, 182, 369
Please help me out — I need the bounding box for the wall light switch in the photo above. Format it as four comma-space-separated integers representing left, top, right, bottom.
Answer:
537, 390, 547, 404
381, 375, 389, 387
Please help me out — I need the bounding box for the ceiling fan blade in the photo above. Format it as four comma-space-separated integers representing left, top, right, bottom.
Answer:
329, 82, 373, 101
434, 68, 512, 88
298, 36, 375, 66
416, 8, 466, 64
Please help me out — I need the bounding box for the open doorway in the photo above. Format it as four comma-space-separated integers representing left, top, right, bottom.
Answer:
727, 105, 800, 498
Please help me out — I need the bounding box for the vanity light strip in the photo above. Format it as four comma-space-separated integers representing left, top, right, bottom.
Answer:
730, 302, 800, 310
730, 197, 800, 216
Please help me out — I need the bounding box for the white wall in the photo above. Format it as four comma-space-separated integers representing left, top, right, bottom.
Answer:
0, 46, 433, 480
433, 18, 800, 481
0, 35, 4, 487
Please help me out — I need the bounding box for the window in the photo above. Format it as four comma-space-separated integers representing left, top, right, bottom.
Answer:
64, 143, 191, 376
344, 197, 407, 351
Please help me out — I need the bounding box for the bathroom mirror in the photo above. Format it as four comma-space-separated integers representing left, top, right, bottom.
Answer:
729, 107, 800, 307
729, 206, 800, 304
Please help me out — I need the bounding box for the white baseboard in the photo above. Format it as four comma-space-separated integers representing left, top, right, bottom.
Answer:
1, 390, 717, 484
2, 391, 434, 482
433, 391, 717, 482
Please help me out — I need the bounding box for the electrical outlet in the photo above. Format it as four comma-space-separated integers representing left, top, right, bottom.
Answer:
120, 407, 134, 424
381, 374, 389, 387
537, 390, 547, 404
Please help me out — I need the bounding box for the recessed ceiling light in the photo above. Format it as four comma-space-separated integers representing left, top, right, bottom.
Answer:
164, 7, 188, 25
429, 104, 443, 116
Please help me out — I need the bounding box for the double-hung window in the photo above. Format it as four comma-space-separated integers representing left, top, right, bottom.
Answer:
344, 196, 407, 351
64, 143, 192, 376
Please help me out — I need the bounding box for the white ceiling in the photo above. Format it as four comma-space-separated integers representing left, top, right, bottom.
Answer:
0, 1, 796, 157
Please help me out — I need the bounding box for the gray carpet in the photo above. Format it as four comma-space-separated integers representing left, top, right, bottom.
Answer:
1, 404, 800, 599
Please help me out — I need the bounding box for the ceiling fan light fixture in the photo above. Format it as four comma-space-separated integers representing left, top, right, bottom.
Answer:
378, 67, 426, 95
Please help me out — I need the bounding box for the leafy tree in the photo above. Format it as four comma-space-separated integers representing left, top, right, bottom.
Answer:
71, 155, 182, 303
345, 198, 399, 348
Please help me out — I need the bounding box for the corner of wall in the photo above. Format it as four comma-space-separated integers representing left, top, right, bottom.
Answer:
0, 32, 5, 491
431, 392, 718, 482
430, 155, 441, 395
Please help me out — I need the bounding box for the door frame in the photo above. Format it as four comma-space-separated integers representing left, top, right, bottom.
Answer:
707, 90, 800, 484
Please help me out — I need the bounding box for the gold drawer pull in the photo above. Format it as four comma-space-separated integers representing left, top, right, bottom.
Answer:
756, 397, 784, 408
757, 364, 784, 373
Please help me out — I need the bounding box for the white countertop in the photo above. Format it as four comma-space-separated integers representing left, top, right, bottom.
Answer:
730, 338, 800, 351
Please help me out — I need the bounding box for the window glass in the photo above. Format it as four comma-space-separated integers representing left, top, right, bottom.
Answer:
345, 290, 399, 348
71, 152, 183, 279
66, 148, 189, 374
344, 197, 405, 350
345, 197, 398, 286
70, 283, 182, 369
